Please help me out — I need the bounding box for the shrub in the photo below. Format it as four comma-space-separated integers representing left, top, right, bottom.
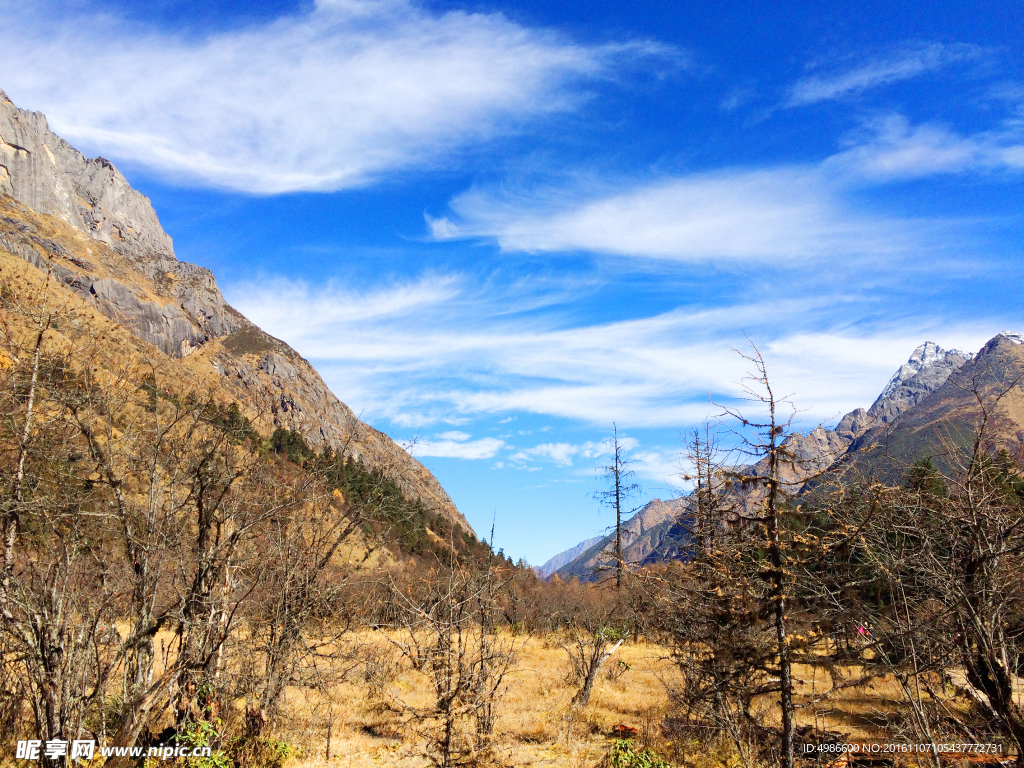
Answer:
604, 739, 672, 768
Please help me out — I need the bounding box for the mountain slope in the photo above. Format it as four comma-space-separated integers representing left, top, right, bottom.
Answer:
537, 536, 603, 578
0, 88, 470, 534
552, 498, 686, 581
549, 341, 976, 579
843, 333, 1024, 481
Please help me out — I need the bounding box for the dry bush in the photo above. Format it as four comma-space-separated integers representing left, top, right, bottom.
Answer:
561, 623, 628, 708
379, 561, 521, 767
368, 646, 402, 697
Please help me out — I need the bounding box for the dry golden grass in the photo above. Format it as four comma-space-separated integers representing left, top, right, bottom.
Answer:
272, 632, 683, 767
265, 633, 1001, 767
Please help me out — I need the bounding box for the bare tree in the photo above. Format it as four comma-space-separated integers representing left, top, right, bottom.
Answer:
715, 344, 801, 768
680, 423, 729, 551
0, 272, 127, 746
382, 560, 520, 767
593, 424, 640, 589
563, 620, 626, 709
238, 466, 365, 727
658, 345, 845, 767
0, 269, 367, 762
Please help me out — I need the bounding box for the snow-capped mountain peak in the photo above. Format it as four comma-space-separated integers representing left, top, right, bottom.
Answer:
876, 341, 971, 403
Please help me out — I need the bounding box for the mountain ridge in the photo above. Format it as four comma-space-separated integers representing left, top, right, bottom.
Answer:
548, 339, 988, 580
551, 497, 687, 581
841, 332, 1024, 482
536, 535, 602, 578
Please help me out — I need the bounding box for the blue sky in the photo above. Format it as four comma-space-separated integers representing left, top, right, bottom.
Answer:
2, 0, 1021, 565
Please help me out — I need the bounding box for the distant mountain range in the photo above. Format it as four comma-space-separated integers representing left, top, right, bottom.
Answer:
0, 88, 472, 535
536, 536, 603, 578
539, 497, 688, 581
544, 335, 1024, 581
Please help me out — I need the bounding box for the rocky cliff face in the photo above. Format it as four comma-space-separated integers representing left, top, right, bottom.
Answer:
828, 342, 972, 446
0, 89, 241, 357
0, 89, 470, 534
0, 90, 173, 260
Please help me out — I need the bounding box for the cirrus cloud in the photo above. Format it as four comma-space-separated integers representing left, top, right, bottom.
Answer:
0, 0, 666, 193
785, 43, 984, 107
427, 107, 1023, 264
826, 114, 1024, 181
227, 275, 1000, 431
511, 437, 639, 467
428, 167, 907, 262
407, 435, 505, 460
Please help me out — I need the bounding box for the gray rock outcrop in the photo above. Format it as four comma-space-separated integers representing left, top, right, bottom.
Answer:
0, 88, 241, 356
835, 408, 872, 441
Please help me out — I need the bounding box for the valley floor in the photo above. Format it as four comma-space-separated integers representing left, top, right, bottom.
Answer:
268, 634, 955, 768
275, 634, 682, 767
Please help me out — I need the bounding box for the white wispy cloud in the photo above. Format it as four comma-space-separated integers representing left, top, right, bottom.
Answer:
428, 105, 1023, 263
785, 43, 983, 107
827, 114, 1024, 181
429, 167, 906, 262
506, 439, 706, 489
227, 276, 999, 430
408, 436, 505, 459
436, 431, 473, 441
0, 0, 662, 193
512, 443, 580, 466
511, 437, 639, 466
235, 274, 461, 339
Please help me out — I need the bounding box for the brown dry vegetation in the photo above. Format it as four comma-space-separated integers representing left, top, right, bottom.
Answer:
128, 630, 1008, 768
267, 633, 681, 768
122, 629, 946, 767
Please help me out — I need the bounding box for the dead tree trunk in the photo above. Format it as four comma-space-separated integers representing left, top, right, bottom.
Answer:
594, 424, 638, 589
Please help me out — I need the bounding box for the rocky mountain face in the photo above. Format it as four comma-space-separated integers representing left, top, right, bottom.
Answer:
844, 333, 1024, 481
0, 89, 470, 534
866, 341, 973, 426
550, 498, 686, 581
548, 340, 979, 580
536, 536, 603, 578
736, 341, 973, 493
0, 90, 239, 357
